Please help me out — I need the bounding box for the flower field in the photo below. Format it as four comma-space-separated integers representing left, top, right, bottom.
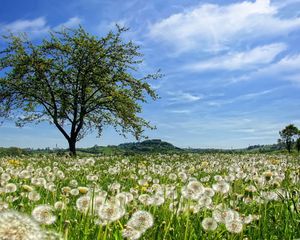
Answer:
0, 153, 299, 240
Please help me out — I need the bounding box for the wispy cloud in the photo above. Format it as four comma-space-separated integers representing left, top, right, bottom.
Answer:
54, 17, 82, 30
149, 0, 300, 53
167, 109, 191, 114
184, 43, 286, 71
229, 54, 300, 84
1, 17, 82, 38
284, 74, 300, 84
167, 91, 204, 103
1, 17, 49, 37
206, 88, 276, 107
274, 0, 300, 8
255, 54, 300, 75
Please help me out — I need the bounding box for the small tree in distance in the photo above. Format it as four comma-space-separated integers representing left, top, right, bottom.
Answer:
0, 26, 161, 155
279, 124, 299, 153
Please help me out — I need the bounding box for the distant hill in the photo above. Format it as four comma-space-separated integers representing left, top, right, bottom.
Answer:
118, 139, 181, 153
78, 139, 181, 155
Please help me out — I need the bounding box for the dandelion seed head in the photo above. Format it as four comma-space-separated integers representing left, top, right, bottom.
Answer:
28, 191, 41, 202
5, 183, 17, 193
127, 210, 154, 233
225, 220, 243, 233
122, 226, 141, 240
76, 195, 91, 213
202, 217, 218, 231
0, 210, 44, 240
32, 205, 56, 225
98, 200, 125, 222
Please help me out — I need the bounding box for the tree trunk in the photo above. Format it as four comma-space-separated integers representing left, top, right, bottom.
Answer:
68, 138, 77, 156
286, 140, 291, 153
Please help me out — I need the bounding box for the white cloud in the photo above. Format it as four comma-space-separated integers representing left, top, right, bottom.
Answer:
259, 55, 300, 85
1, 17, 49, 37
232, 128, 256, 133
149, 0, 300, 53
238, 89, 274, 99
206, 88, 276, 107
54, 17, 82, 30
168, 91, 204, 103
185, 43, 286, 71
168, 109, 191, 114
285, 74, 300, 84
262, 54, 300, 73
1, 17, 82, 38
169, 115, 281, 135
96, 19, 128, 36
230, 54, 300, 84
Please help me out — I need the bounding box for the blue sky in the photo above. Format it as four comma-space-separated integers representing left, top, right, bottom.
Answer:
1, 0, 300, 149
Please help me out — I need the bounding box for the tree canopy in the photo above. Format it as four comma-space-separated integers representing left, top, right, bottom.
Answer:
0, 26, 160, 155
279, 124, 299, 153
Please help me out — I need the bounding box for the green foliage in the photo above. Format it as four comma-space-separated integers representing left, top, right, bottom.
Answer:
118, 139, 181, 154
0, 147, 29, 157
0, 26, 160, 155
279, 124, 299, 153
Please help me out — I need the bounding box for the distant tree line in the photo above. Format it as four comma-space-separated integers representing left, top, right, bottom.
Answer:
0, 147, 29, 157
278, 124, 300, 153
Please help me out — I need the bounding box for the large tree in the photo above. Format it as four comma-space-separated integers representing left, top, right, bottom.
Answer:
0, 26, 160, 155
279, 124, 299, 153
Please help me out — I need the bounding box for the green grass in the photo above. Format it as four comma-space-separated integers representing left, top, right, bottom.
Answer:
0, 153, 299, 239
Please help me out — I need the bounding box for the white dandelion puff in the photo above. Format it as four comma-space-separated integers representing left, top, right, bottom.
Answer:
202, 217, 218, 231
32, 205, 56, 225
126, 210, 154, 233
225, 220, 243, 233
0, 210, 45, 240
98, 200, 125, 223
121, 226, 142, 240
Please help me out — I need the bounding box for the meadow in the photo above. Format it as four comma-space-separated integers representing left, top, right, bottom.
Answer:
0, 153, 299, 240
